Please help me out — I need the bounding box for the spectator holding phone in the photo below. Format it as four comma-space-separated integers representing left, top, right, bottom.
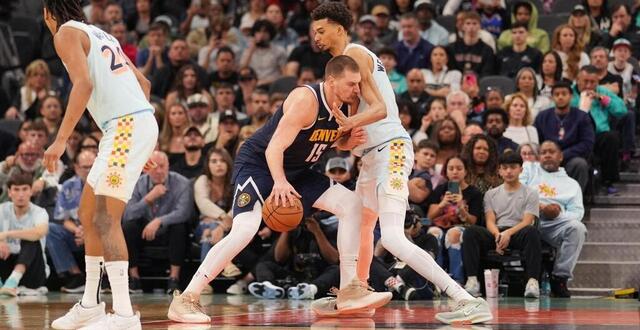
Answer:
426, 156, 484, 283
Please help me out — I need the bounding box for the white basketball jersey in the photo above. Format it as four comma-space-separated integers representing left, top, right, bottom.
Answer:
343, 43, 409, 156
59, 21, 153, 129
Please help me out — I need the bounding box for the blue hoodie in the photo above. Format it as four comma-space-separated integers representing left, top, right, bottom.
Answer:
519, 162, 584, 223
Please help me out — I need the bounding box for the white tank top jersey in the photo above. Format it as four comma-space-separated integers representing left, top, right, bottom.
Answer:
343, 43, 409, 156
59, 20, 153, 129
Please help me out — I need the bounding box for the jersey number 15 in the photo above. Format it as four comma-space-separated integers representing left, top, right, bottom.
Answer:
101, 45, 129, 74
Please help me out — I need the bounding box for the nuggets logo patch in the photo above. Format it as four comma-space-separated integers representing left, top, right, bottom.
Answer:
106, 171, 123, 188
237, 192, 251, 207
390, 177, 404, 190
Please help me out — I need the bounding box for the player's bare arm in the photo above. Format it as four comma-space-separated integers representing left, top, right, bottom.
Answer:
44, 27, 93, 173
265, 87, 318, 207
329, 48, 387, 131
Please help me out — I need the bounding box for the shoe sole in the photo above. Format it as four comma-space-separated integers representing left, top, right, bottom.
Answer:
167, 309, 211, 324
249, 285, 284, 299
435, 312, 493, 325
313, 306, 376, 318
337, 292, 392, 313
61, 287, 85, 294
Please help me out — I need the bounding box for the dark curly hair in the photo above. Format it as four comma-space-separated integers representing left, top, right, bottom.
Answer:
43, 0, 86, 28
461, 134, 501, 194
311, 1, 353, 31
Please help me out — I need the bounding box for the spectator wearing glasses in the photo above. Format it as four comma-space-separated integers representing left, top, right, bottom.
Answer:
237, 67, 259, 112
170, 127, 206, 180
46, 150, 96, 293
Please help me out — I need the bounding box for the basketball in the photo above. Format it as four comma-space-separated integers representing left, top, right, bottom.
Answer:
262, 195, 304, 232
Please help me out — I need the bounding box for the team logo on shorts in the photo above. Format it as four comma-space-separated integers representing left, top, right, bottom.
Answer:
106, 170, 123, 188
389, 176, 404, 191
237, 192, 251, 207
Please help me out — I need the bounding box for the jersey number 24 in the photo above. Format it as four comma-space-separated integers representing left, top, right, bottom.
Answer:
101, 45, 129, 74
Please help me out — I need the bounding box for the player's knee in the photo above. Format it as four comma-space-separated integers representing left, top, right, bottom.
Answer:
445, 228, 462, 249
380, 227, 412, 259
428, 226, 444, 240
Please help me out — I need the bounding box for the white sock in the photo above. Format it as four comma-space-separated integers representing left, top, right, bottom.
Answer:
105, 261, 133, 317
185, 207, 261, 295
378, 211, 474, 302
81, 256, 104, 308
4, 270, 23, 288
313, 184, 362, 289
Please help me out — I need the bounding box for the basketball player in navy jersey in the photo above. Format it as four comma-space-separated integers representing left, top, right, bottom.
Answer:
310, 2, 493, 324
167, 56, 392, 323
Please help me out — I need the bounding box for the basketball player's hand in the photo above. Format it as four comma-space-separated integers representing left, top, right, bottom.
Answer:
43, 140, 66, 173
271, 179, 301, 207
142, 218, 162, 241
330, 102, 355, 133
346, 126, 367, 148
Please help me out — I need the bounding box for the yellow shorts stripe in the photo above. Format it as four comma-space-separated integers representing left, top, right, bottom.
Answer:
108, 115, 134, 168
387, 139, 407, 177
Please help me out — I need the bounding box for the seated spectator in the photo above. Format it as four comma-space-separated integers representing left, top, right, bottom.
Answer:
159, 103, 190, 162
164, 64, 213, 110
400, 69, 431, 117
422, 46, 462, 99
151, 39, 209, 99
325, 157, 354, 190
484, 87, 506, 110
537, 51, 565, 99
240, 20, 287, 87
38, 95, 63, 142
461, 71, 486, 123
237, 67, 260, 111
462, 135, 502, 195
214, 84, 249, 124
126, 0, 152, 39
518, 142, 540, 162
483, 108, 519, 154
212, 110, 241, 157
414, 0, 449, 46
535, 82, 595, 192
571, 65, 627, 193
497, 1, 550, 53
478, 0, 509, 38
194, 3, 245, 74
449, 10, 497, 52
110, 21, 137, 63
394, 13, 434, 75
179, 0, 213, 37
504, 93, 540, 145
409, 140, 444, 211
194, 148, 233, 262
353, 15, 384, 54
463, 152, 541, 298
186, 94, 218, 145
462, 122, 484, 145
0, 173, 49, 296
26, 121, 51, 150
413, 97, 448, 143
249, 218, 339, 300
246, 89, 271, 130
551, 24, 590, 81
297, 68, 318, 86
0, 142, 63, 203
240, 0, 266, 35
445, 91, 470, 131
122, 151, 193, 294
513, 67, 553, 118
590, 47, 622, 97
208, 47, 239, 93
433, 117, 463, 173
136, 22, 169, 78
601, 4, 640, 59
448, 11, 495, 77
520, 141, 586, 297
427, 156, 484, 283
170, 127, 206, 180
46, 151, 96, 293
284, 30, 332, 79
103, 1, 123, 25
266, 4, 299, 54
568, 4, 602, 53
496, 22, 542, 78
5, 60, 54, 121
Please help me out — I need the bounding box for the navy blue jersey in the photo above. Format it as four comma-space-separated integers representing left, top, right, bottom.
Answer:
234, 83, 348, 179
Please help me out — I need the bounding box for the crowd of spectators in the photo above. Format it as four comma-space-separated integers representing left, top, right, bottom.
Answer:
1, 0, 638, 301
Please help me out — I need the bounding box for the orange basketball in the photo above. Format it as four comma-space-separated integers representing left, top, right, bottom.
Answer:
262, 195, 303, 232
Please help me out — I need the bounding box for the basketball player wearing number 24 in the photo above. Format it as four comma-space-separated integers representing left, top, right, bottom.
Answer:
167, 56, 392, 323
311, 2, 492, 324
42, 1, 158, 329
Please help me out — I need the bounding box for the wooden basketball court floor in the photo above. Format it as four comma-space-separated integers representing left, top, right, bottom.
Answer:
1, 293, 638, 329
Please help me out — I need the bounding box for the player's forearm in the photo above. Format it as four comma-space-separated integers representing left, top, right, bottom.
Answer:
505, 216, 534, 236
274, 233, 290, 263
56, 82, 93, 142
5, 226, 48, 242
347, 101, 386, 128
265, 146, 287, 182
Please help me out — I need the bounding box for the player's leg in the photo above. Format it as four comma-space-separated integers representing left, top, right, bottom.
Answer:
354, 166, 378, 283
169, 171, 267, 323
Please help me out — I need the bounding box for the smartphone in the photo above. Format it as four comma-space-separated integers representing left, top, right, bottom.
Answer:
465, 74, 477, 86
447, 181, 460, 194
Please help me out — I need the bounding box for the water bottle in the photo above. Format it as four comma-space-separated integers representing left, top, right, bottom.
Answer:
541, 271, 551, 296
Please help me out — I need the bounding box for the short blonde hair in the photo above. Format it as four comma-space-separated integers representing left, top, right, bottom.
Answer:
504, 92, 532, 126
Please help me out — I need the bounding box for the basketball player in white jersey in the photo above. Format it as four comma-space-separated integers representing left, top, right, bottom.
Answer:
42, 1, 158, 329
310, 2, 493, 324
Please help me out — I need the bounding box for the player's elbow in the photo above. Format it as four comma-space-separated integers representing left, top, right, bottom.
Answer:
374, 102, 387, 121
